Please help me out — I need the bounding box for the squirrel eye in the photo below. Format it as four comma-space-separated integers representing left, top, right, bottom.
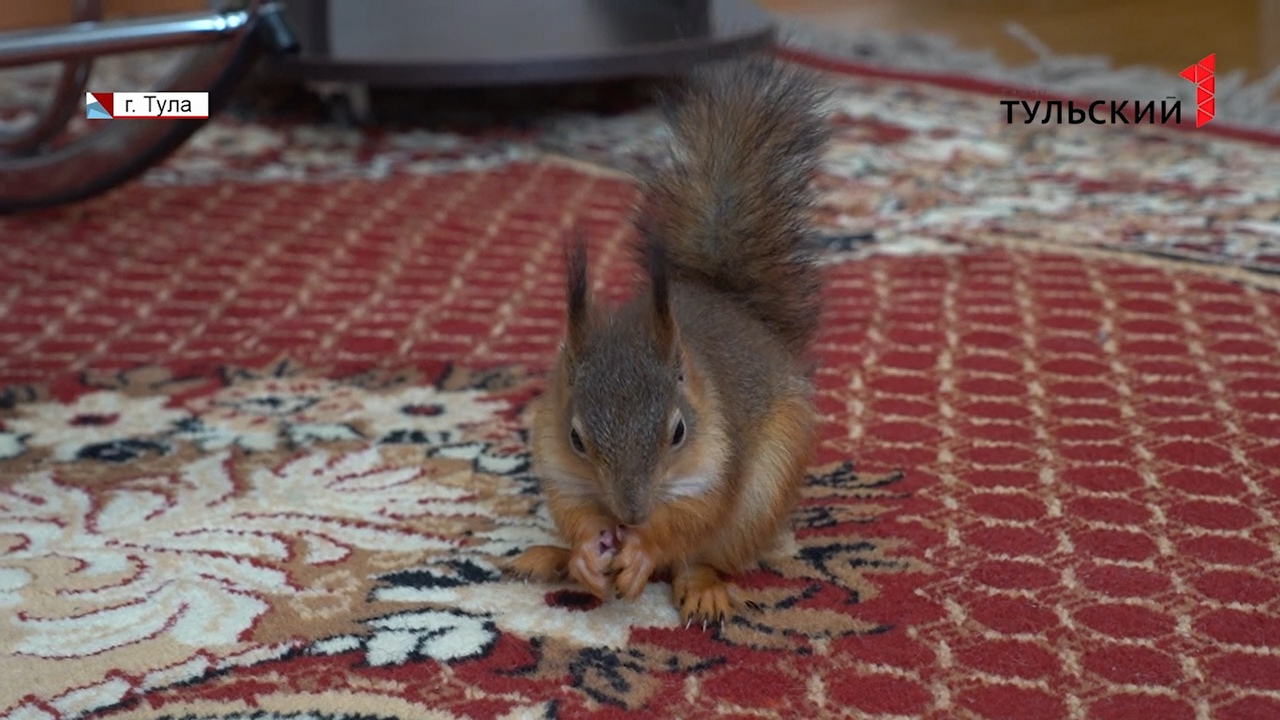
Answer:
569, 427, 586, 455
671, 417, 686, 448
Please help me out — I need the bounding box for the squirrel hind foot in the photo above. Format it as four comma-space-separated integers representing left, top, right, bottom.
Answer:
503, 545, 571, 583
672, 563, 750, 628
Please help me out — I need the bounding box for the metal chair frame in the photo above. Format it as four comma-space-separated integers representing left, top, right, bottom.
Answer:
0, 0, 297, 214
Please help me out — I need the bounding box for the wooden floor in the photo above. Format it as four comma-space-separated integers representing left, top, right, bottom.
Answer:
761, 0, 1277, 82
0, 0, 203, 30
3, 1, 1275, 82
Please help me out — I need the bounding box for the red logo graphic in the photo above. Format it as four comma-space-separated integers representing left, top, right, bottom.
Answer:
1179, 53, 1215, 127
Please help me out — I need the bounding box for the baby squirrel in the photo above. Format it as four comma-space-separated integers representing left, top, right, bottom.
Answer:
506, 56, 831, 627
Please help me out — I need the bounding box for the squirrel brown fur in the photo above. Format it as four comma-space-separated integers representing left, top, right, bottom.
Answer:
505, 56, 831, 626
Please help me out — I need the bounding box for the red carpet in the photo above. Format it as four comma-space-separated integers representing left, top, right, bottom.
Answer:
1, 53, 1279, 720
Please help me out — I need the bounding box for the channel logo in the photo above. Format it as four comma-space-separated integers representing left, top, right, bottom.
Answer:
1179, 53, 1215, 128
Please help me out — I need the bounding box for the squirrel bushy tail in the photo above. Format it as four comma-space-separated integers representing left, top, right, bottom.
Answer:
634, 57, 831, 357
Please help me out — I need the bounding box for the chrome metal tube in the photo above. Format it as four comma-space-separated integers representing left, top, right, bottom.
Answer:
0, 10, 251, 68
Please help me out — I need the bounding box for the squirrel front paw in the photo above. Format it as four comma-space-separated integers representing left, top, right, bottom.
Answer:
612, 528, 658, 601
567, 527, 618, 600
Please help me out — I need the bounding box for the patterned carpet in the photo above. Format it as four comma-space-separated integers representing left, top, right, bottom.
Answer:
2, 47, 1280, 720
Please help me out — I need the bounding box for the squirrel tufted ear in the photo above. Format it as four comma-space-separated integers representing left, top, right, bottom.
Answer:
564, 231, 590, 365
641, 231, 678, 360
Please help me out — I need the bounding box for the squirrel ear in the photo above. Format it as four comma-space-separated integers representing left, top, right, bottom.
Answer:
641, 232, 678, 357
564, 231, 590, 364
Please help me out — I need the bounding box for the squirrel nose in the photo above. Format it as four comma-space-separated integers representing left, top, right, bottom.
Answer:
611, 489, 649, 526
616, 506, 648, 527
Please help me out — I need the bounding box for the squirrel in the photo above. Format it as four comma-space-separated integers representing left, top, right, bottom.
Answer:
504, 55, 831, 627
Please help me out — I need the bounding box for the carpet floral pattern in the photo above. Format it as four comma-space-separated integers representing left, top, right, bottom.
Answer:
1, 52, 1279, 720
